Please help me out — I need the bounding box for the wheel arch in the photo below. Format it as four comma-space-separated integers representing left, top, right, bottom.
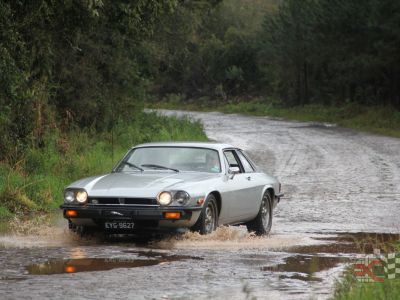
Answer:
261, 186, 275, 204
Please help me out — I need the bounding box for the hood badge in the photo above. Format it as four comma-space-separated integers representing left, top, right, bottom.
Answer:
110, 211, 123, 216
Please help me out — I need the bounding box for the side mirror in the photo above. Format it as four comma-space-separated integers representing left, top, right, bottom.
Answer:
228, 166, 240, 179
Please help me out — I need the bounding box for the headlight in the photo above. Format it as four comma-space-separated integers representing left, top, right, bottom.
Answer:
64, 190, 75, 203
76, 190, 88, 203
157, 191, 172, 206
174, 191, 190, 205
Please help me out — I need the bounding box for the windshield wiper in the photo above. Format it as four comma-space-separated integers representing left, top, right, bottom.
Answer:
120, 161, 144, 171
141, 164, 179, 173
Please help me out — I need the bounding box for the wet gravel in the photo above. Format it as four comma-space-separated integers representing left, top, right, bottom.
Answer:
1, 110, 399, 300
160, 110, 400, 234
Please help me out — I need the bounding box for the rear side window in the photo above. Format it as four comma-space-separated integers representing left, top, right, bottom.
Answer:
237, 151, 255, 173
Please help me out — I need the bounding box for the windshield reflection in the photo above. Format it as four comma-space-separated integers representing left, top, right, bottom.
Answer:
116, 147, 221, 173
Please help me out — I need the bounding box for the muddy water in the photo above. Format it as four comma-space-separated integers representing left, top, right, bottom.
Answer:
1, 110, 400, 299
0, 222, 354, 300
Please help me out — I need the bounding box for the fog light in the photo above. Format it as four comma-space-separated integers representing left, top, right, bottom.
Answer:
65, 210, 78, 217
164, 212, 181, 219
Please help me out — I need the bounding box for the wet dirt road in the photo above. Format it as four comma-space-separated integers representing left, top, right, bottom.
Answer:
1, 110, 400, 300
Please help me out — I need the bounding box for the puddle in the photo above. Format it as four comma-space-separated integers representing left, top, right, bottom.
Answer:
26, 251, 201, 275
0, 276, 27, 282
300, 232, 400, 254
262, 255, 349, 282
27, 258, 161, 275
124, 250, 203, 261
316, 232, 400, 243
260, 232, 400, 283
275, 232, 400, 256
290, 122, 338, 130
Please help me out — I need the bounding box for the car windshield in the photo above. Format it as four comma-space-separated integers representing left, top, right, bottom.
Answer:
115, 147, 221, 173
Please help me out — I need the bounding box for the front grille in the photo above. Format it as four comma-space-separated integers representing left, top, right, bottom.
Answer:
88, 197, 157, 205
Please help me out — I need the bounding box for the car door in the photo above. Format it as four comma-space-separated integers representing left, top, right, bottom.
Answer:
236, 150, 265, 216
222, 149, 260, 222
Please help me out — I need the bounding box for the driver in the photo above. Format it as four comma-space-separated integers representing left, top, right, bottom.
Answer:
206, 153, 220, 173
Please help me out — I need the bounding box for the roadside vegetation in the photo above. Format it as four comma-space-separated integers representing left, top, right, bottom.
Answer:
1, 0, 209, 218
1, 2, 400, 201
152, 98, 400, 138
334, 276, 400, 300
0, 113, 207, 218
145, 0, 400, 110
333, 239, 400, 300
144, 0, 400, 137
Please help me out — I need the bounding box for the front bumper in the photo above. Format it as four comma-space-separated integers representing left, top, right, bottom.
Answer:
275, 193, 284, 202
60, 204, 203, 230
273, 193, 284, 209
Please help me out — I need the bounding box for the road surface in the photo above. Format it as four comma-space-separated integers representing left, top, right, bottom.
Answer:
1, 110, 399, 299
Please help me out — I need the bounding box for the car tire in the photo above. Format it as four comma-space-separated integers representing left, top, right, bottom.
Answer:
245, 191, 272, 236
191, 194, 218, 235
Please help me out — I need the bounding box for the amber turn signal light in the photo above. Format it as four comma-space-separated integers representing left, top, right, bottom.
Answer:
164, 212, 181, 219
65, 210, 78, 217
197, 198, 205, 205
64, 266, 77, 273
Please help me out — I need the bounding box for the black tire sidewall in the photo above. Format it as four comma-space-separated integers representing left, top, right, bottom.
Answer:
191, 194, 218, 234
261, 192, 273, 233
246, 191, 272, 235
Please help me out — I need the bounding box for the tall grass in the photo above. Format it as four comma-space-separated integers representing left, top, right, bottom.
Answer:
333, 239, 400, 300
0, 112, 207, 218
334, 276, 400, 300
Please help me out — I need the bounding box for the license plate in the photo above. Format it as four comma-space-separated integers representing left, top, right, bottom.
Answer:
104, 221, 134, 230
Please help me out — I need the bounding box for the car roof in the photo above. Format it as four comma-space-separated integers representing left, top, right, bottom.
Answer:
133, 142, 236, 151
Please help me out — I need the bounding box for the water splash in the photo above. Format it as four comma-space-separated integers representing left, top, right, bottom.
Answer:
153, 226, 314, 251
0, 215, 96, 248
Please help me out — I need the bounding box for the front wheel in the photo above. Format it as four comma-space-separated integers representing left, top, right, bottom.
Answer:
245, 191, 273, 236
191, 194, 218, 235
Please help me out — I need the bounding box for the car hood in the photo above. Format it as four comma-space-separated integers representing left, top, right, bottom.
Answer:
68, 172, 221, 198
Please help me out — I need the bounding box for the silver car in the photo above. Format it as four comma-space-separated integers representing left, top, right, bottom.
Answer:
61, 142, 283, 235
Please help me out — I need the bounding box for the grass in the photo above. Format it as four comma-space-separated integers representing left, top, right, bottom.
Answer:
151, 97, 400, 138
0, 112, 207, 218
333, 238, 400, 300
334, 276, 400, 300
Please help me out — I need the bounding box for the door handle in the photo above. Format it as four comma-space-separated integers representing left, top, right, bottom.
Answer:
246, 176, 251, 181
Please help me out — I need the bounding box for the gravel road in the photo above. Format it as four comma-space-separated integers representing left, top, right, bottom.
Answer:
1, 110, 399, 300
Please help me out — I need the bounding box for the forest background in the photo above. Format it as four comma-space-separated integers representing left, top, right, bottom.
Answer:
1, 0, 400, 216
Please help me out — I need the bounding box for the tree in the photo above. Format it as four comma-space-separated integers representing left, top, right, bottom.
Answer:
0, 0, 178, 161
